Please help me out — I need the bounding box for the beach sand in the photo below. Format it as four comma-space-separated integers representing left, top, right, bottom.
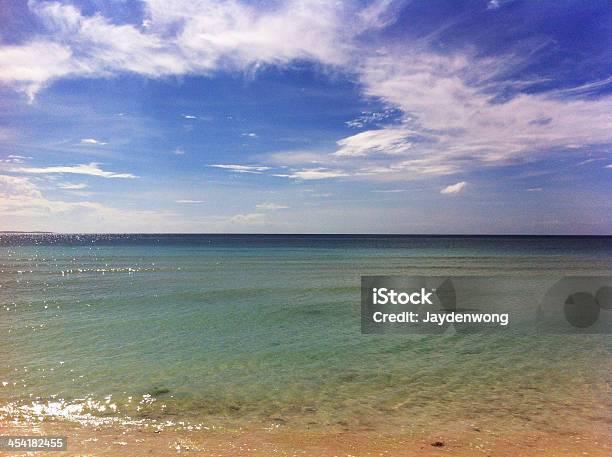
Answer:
2, 417, 610, 456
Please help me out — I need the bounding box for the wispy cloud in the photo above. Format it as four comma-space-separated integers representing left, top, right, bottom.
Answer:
345, 109, 400, 128
256, 202, 288, 210
181, 114, 212, 121
274, 168, 348, 180
13, 162, 136, 179
577, 158, 601, 166
487, 0, 516, 10
0, 174, 174, 231
553, 76, 612, 98
0, 175, 99, 214
81, 138, 107, 145
334, 128, 414, 157
1, 154, 30, 164
0, 174, 93, 216
330, 49, 612, 180
265, 151, 327, 166
210, 164, 270, 174
173, 148, 186, 155
241, 132, 258, 138
526, 187, 543, 192
262, 46, 612, 183
229, 213, 266, 225
176, 199, 205, 204
440, 181, 467, 195
57, 182, 88, 190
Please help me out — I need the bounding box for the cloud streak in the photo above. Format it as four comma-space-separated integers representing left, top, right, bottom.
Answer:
13, 163, 137, 179
210, 164, 270, 173
57, 182, 88, 190
81, 138, 107, 145
274, 168, 349, 180
230, 212, 266, 225
256, 202, 288, 210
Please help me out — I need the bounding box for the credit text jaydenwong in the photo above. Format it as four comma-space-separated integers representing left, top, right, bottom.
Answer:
371, 286, 509, 326
361, 276, 512, 334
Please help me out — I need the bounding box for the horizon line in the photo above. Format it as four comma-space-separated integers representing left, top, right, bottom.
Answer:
1, 231, 611, 238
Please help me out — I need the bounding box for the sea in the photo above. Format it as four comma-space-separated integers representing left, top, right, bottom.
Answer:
1, 234, 610, 434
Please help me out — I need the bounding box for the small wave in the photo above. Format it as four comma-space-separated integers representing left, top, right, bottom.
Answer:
0, 397, 211, 432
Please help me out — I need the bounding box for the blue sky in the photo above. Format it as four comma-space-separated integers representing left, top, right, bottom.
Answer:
0, 0, 610, 234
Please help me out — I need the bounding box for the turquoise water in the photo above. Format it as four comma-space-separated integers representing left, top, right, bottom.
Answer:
1, 235, 611, 433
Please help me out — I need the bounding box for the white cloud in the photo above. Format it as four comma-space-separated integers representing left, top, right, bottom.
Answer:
241, 132, 258, 138
81, 138, 107, 145
229, 212, 266, 225
13, 162, 136, 179
356, 0, 402, 32
0, 175, 44, 199
146, 0, 352, 67
173, 148, 186, 155
0, 40, 76, 101
58, 182, 88, 190
309, 192, 332, 198
0, 175, 97, 214
323, 49, 612, 180
371, 189, 408, 193
274, 168, 349, 180
1, 0, 377, 99
526, 187, 543, 192
0, 174, 175, 231
212, 45, 609, 184
1, 155, 31, 164
440, 181, 467, 194
606, 164, 612, 169
334, 127, 413, 157
210, 164, 270, 173
256, 202, 288, 210
265, 150, 327, 166
487, 0, 515, 10
176, 199, 205, 203
181, 113, 213, 121
345, 109, 398, 128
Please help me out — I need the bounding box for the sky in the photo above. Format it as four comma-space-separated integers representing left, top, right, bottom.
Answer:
0, 0, 611, 234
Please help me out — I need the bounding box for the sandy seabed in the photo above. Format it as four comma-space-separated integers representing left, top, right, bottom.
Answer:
1, 417, 611, 457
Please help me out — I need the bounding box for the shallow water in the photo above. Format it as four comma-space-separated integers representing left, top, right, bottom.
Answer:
1, 235, 611, 433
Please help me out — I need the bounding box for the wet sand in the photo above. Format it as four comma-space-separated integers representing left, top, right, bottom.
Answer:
2, 417, 610, 456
